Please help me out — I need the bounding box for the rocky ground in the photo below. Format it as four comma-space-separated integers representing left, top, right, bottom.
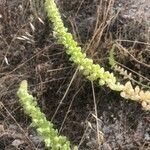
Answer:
0, 0, 150, 150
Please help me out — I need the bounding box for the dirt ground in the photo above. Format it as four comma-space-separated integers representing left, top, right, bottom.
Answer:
0, 0, 150, 150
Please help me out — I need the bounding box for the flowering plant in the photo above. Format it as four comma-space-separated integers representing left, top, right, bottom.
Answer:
17, 80, 72, 150
45, 0, 150, 110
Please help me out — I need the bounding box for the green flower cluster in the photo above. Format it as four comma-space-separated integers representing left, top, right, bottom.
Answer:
45, 0, 123, 91
17, 80, 71, 150
45, 0, 150, 110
